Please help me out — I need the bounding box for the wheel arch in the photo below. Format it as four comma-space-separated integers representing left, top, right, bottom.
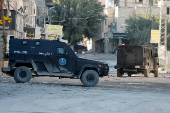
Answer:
11, 60, 35, 70
77, 65, 99, 79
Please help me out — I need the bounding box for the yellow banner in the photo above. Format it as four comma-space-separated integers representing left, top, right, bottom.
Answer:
150, 30, 160, 43
0, 16, 12, 24
48, 36, 56, 40
47, 25, 63, 35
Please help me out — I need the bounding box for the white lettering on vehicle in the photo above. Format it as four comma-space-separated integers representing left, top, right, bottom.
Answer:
14, 51, 27, 54
39, 52, 52, 55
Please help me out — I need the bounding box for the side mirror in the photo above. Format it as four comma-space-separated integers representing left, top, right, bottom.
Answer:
154, 53, 158, 57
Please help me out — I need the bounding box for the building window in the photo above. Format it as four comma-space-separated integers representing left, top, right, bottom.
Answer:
125, 19, 128, 24
167, 7, 169, 15
105, 19, 107, 26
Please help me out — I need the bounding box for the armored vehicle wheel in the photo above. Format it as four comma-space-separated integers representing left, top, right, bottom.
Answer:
81, 70, 99, 87
14, 66, 32, 83
154, 65, 158, 77
117, 69, 123, 77
144, 69, 149, 77
77, 49, 82, 54
128, 73, 131, 77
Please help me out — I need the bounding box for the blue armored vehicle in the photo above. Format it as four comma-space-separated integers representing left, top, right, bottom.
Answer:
2, 38, 109, 87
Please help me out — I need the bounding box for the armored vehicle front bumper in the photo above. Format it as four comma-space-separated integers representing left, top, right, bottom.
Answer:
114, 65, 146, 70
99, 64, 109, 76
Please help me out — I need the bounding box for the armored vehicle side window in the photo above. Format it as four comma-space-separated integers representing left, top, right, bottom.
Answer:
35, 41, 41, 46
57, 48, 65, 55
66, 51, 68, 55
22, 41, 28, 45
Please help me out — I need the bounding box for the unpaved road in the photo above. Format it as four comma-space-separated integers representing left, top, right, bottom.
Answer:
1, 75, 170, 113
1, 54, 170, 113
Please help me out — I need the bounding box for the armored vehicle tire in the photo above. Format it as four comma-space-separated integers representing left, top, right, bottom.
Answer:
128, 73, 131, 77
77, 49, 82, 54
117, 69, 123, 77
154, 65, 158, 77
14, 66, 32, 83
144, 69, 149, 77
81, 70, 99, 87
83, 49, 86, 52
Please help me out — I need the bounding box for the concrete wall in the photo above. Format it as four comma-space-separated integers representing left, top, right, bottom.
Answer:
158, 1, 170, 21
115, 2, 160, 33
23, 0, 36, 27
119, 0, 152, 7
4, 0, 23, 10
98, 0, 105, 6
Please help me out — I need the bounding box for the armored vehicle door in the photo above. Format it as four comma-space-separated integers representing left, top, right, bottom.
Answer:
55, 47, 76, 73
43, 44, 76, 74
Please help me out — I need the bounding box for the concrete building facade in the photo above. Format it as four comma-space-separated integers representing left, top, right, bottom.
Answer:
0, 0, 25, 39
95, 0, 170, 54
23, 0, 37, 27
115, 0, 160, 34
95, 0, 115, 53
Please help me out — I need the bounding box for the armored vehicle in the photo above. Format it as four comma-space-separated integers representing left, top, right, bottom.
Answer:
74, 45, 87, 54
2, 38, 109, 87
114, 45, 158, 77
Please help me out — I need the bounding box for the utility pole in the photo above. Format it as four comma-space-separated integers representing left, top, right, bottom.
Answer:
147, 0, 152, 14
7, 0, 10, 17
44, 5, 48, 39
1, 0, 5, 37
158, 0, 167, 73
149, 0, 152, 14
44, 5, 46, 28
35, 0, 38, 27
0, 0, 6, 70
35, 4, 37, 27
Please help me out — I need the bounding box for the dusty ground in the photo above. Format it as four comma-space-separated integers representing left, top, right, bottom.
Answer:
1, 54, 170, 113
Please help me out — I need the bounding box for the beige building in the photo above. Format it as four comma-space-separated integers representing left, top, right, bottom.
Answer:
95, 0, 170, 54
23, 0, 37, 27
158, 0, 170, 20
115, 0, 160, 33
0, 0, 39, 38
0, 0, 25, 39
0, 0, 41, 57
0, 0, 25, 59
95, 0, 115, 53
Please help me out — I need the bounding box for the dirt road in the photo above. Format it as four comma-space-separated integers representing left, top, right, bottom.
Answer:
1, 54, 170, 113
1, 75, 170, 113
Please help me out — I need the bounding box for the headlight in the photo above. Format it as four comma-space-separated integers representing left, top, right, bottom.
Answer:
99, 64, 108, 69
98, 64, 102, 68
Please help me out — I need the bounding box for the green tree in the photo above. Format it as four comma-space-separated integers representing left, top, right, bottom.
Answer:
125, 13, 170, 50
52, 0, 106, 45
